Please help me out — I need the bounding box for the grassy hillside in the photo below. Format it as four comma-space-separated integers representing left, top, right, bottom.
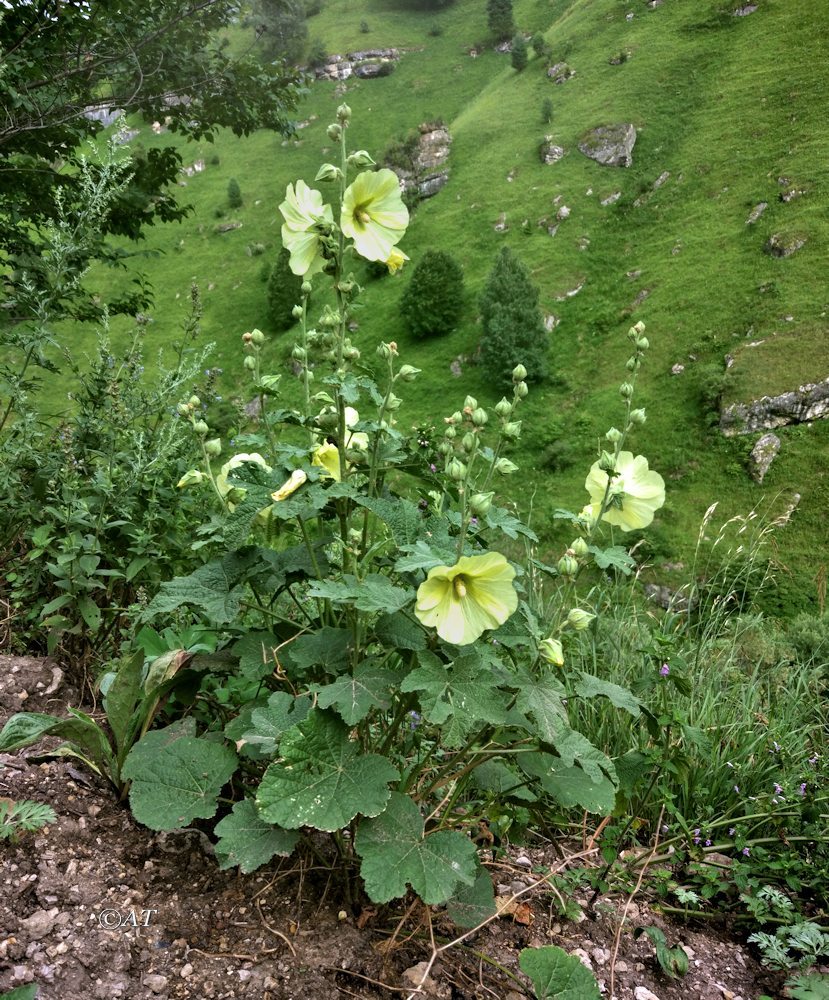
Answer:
37, 0, 829, 613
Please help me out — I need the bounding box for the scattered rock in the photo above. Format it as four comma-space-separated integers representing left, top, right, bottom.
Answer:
634, 988, 662, 1000
20, 909, 58, 941
557, 204, 571, 220
314, 48, 400, 80
746, 202, 768, 224
547, 62, 575, 84
143, 974, 168, 993
390, 122, 451, 201
630, 288, 650, 308
733, 3, 758, 14
543, 313, 560, 331
180, 964, 194, 978
749, 433, 781, 483
671, 363, 685, 375
626, 269, 642, 280
626, 10, 635, 20
592, 947, 611, 965
764, 232, 806, 257
609, 51, 628, 65
721, 377, 829, 434
648, 0, 664, 7
780, 186, 805, 202
652, 170, 671, 189
578, 124, 637, 167
539, 138, 566, 164
494, 212, 508, 232
601, 191, 622, 206
402, 962, 436, 993
570, 948, 593, 970
215, 221, 242, 234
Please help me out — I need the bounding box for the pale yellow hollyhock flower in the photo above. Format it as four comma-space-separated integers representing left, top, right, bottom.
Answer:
341, 169, 408, 262
585, 451, 665, 532
311, 408, 369, 481
279, 180, 334, 276
415, 552, 518, 646
386, 248, 409, 274
215, 453, 272, 510
271, 469, 308, 502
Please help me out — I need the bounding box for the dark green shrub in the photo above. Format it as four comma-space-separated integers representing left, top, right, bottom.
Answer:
401, 250, 465, 338
267, 247, 303, 331
511, 34, 528, 71
227, 177, 243, 209
532, 32, 546, 58
541, 97, 553, 123
307, 38, 328, 67
487, 0, 514, 41
479, 246, 548, 386
359, 19, 370, 33
428, 21, 444, 36
305, 0, 323, 14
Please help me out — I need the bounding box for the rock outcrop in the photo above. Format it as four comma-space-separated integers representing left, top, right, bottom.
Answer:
720, 377, 829, 435
578, 124, 637, 167
764, 232, 806, 257
314, 48, 399, 81
390, 122, 451, 201
539, 138, 565, 164
749, 433, 781, 483
547, 62, 575, 84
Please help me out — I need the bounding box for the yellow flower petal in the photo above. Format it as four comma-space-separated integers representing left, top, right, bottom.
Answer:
271, 469, 308, 502
386, 248, 409, 274
312, 441, 341, 481
415, 552, 517, 646
341, 169, 408, 263
584, 451, 665, 532
279, 180, 333, 276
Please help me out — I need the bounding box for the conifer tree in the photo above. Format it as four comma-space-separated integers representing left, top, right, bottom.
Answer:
227, 177, 243, 209
479, 247, 548, 386
487, 0, 514, 41
511, 34, 528, 71
401, 250, 465, 338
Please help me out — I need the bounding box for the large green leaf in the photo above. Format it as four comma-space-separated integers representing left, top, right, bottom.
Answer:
574, 672, 641, 717
214, 800, 299, 873
548, 729, 616, 785
256, 711, 398, 832
0, 710, 114, 776
472, 759, 537, 802
446, 869, 498, 928
102, 649, 145, 755
402, 650, 508, 745
513, 668, 568, 743
0, 712, 71, 753
308, 574, 412, 613
521, 753, 617, 813
352, 495, 424, 546
243, 691, 312, 755
374, 612, 427, 651
232, 631, 283, 682
355, 792, 478, 904
519, 945, 601, 1000
316, 660, 403, 725
283, 626, 354, 675
122, 718, 238, 830
587, 545, 636, 574
143, 549, 261, 624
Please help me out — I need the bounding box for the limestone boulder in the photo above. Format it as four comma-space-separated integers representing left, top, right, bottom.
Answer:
578, 124, 637, 167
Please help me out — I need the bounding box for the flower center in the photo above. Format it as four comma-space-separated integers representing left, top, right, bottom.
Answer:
358, 210, 372, 225
453, 577, 468, 599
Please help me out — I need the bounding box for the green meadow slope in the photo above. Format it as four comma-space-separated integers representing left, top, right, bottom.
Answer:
49, 0, 829, 612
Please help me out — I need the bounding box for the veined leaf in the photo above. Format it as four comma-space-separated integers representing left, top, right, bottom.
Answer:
513, 668, 567, 743
520, 752, 617, 813
143, 549, 262, 624
256, 711, 398, 832
214, 799, 299, 874
587, 544, 636, 574
122, 718, 237, 830
243, 691, 312, 755
316, 660, 403, 725
307, 574, 412, 613
519, 945, 601, 999
446, 868, 498, 928
574, 672, 642, 717
356, 792, 478, 904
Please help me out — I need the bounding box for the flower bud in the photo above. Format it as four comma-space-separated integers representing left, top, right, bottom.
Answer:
605, 426, 622, 444
449, 411, 463, 424
626, 357, 638, 371
336, 102, 352, 122
251, 328, 266, 346
557, 554, 578, 578
447, 458, 467, 481
344, 345, 361, 361
502, 420, 522, 440
514, 381, 529, 398
567, 608, 596, 631
176, 469, 204, 489
512, 364, 527, 382
570, 537, 589, 558
629, 408, 647, 425
327, 123, 342, 141
437, 441, 452, 456
471, 407, 488, 427
176, 402, 190, 417
316, 408, 338, 429
461, 432, 476, 453
204, 437, 222, 457
632, 320, 646, 335
301, 280, 313, 295
599, 451, 616, 473
193, 420, 209, 435
385, 392, 402, 410
469, 492, 494, 516
292, 345, 306, 361
243, 355, 256, 371
291, 305, 304, 319
494, 397, 513, 418
347, 149, 376, 167
619, 382, 633, 398
260, 374, 281, 393
242, 331, 253, 344
398, 364, 421, 382
636, 336, 649, 350
377, 342, 394, 359
444, 425, 457, 440
539, 637, 564, 666
463, 395, 478, 411
494, 457, 518, 475
314, 162, 342, 183
188, 395, 201, 408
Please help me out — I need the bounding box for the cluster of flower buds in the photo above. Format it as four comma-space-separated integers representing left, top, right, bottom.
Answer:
556, 535, 589, 579
242, 328, 266, 373
624, 320, 649, 376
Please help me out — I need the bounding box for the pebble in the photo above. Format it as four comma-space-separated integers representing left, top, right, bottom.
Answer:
514, 855, 532, 867
571, 947, 593, 970
592, 947, 611, 965
20, 908, 58, 940
143, 973, 168, 993
634, 988, 662, 1000
238, 969, 252, 982
180, 963, 194, 978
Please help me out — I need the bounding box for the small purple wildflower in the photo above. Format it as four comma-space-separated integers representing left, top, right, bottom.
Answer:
729, 828, 736, 837
772, 741, 781, 752
773, 782, 784, 796
742, 847, 751, 857
808, 754, 819, 766
692, 828, 701, 845
408, 711, 422, 731
429, 463, 437, 473
470, 517, 479, 526
734, 785, 740, 794
705, 839, 712, 847
660, 663, 670, 677
799, 783, 807, 796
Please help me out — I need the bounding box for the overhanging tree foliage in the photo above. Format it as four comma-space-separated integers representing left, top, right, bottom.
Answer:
0, 0, 303, 320
479, 246, 548, 386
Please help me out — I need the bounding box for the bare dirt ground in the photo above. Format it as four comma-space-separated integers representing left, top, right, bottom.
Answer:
0, 656, 802, 1000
